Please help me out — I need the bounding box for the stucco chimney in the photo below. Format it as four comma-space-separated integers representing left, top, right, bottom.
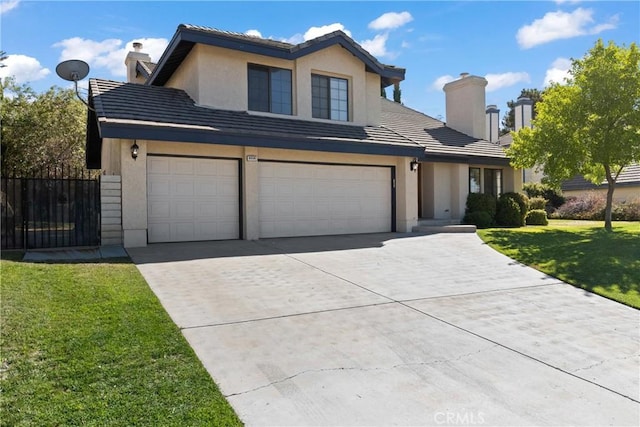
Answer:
485, 105, 500, 143
443, 73, 488, 140
514, 96, 533, 131
125, 42, 151, 84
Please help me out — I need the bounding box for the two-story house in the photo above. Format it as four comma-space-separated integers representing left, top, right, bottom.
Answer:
87, 24, 521, 248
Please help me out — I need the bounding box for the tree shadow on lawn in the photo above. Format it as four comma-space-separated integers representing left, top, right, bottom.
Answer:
482, 228, 640, 296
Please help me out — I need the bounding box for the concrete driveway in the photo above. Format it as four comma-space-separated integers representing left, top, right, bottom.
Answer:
128, 233, 640, 426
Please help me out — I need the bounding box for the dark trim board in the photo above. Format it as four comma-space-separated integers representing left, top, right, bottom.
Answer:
98, 122, 424, 159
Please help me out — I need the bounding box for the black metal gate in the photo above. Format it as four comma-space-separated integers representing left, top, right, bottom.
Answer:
1, 168, 100, 250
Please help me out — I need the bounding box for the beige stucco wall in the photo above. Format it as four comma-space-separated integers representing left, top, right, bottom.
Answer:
564, 187, 639, 203
116, 139, 418, 247
420, 161, 523, 220
164, 43, 382, 126
165, 46, 201, 104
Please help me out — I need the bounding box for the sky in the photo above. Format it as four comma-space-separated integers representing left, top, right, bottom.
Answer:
1, 0, 638, 123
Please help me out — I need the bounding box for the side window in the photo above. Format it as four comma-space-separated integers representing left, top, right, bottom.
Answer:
248, 64, 292, 115
469, 168, 481, 193
483, 169, 503, 196
312, 74, 348, 121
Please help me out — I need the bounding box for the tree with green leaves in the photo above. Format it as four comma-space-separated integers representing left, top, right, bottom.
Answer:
501, 88, 542, 134
1, 78, 87, 175
393, 82, 401, 103
508, 39, 640, 231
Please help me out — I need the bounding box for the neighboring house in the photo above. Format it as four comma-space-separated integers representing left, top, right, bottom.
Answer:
561, 163, 640, 202
86, 24, 521, 248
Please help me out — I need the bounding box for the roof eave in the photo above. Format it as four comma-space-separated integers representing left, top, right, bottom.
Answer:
148, 26, 405, 87
96, 121, 423, 158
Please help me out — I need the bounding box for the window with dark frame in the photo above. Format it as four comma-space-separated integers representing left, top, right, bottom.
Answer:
483, 168, 503, 196
469, 168, 481, 193
312, 74, 348, 121
248, 64, 292, 115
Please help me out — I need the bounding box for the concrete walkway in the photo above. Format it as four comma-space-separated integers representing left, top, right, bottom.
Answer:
128, 233, 640, 426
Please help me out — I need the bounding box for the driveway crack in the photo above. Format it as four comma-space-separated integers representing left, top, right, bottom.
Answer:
572, 353, 640, 374
223, 345, 498, 398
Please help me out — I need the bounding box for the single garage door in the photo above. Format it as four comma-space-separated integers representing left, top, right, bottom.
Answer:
147, 156, 240, 243
259, 162, 393, 238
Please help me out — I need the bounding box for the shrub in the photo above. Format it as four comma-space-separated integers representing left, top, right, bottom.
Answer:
611, 198, 640, 221
500, 192, 528, 225
463, 211, 493, 229
496, 196, 522, 227
528, 196, 547, 211
526, 209, 549, 225
465, 193, 497, 218
551, 192, 606, 220
523, 182, 565, 209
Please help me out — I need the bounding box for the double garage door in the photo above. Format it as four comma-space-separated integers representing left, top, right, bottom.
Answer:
147, 156, 393, 243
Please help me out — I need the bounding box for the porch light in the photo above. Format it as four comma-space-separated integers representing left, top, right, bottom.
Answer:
410, 159, 419, 172
131, 141, 139, 160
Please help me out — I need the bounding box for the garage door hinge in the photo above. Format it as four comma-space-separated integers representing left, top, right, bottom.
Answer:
392, 179, 396, 188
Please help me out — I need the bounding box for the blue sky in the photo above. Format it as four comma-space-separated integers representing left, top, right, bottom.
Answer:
1, 1, 638, 122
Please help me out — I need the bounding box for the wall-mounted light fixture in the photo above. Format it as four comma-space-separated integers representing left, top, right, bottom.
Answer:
410, 159, 419, 172
55, 59, 95, 112
131, 141, 139, 160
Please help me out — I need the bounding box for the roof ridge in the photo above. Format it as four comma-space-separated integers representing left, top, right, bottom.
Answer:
179, 23, 295, 47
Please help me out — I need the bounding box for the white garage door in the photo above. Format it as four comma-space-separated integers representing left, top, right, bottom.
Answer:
259, 162, 392, 238
147, 156, 239, 243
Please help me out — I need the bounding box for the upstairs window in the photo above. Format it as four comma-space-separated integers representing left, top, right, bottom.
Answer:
312, 74, 348, 121
248, 64, 292, 115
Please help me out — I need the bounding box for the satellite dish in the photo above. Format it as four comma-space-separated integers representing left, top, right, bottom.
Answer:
56, 59, 90, 82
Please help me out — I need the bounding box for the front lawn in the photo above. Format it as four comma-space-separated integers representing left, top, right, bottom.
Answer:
477, 220, 640, 309
0, 253, 243, 426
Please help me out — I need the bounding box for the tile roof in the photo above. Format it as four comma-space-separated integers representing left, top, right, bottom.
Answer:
561, 163, 640, 191
89, 79, 421, 154
379, 99, 509, 161
179, 24, 295, 49
89, 79, 510, 164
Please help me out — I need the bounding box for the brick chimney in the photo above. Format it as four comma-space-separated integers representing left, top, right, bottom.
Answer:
514, 96, 533, 131
125, 42, 151, 84
443, 73, 488, 140
485, 104, 500, 143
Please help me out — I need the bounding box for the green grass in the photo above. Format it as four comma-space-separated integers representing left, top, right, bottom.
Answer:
477, 220, 640, 309
0, 253, 243, 426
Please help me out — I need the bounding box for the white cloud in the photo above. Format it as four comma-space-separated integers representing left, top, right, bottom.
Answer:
0, 54, 50, 83
0, 0, 20, 15
544, 57, 572, 86
485, 72, 531, 92
368, 11, 413, 31
303, 23, 351, 41
430, 74, 456, 91
361, 33, 389, 58
282, 33, 304, 44
53, 37, 168, 77
245, 29, 262, 38
516, 8, 618, 49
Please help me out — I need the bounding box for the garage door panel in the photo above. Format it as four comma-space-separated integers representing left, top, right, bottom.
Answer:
148, 157, 170, 174
148, 200, 170, 219
259, 162, 392, 238
148, 157, 239, 243
173, 201, 195, 218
